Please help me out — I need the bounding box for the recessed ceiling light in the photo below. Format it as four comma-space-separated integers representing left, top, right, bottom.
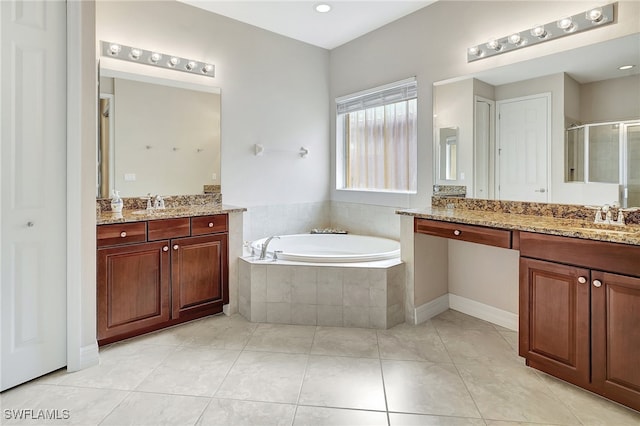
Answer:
315, 3, 331, 13
618, 65, 635, 70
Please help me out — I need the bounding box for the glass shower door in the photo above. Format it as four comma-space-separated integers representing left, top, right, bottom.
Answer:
625, 123, 640, 207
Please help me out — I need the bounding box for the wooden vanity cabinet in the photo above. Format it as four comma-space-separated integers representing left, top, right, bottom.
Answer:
519, 232, 640, 411
97, 214, 228, 345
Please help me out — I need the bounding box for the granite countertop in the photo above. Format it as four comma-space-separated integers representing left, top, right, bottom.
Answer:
97, 204, 246, 225
397, 206, 640, 246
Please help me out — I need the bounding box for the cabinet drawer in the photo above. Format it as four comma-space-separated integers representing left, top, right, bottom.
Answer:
519, 231, 640, 276
148, 218, 190, 241
415, 218, 511, 249
97, 222, 146, 247
191, 214, 228, 235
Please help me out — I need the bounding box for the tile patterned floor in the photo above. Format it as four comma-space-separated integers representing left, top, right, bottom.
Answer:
2, 310, 639, 425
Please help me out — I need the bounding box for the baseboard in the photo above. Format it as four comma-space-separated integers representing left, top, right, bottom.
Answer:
414, 294, 450, 324
449, 293, 518, 331
68, 342, 99, 372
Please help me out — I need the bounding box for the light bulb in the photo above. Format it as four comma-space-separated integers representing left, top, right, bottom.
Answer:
201, 64, 214, 74
185, 61, 197, 71
557, 17, 576, 33
168, 57, 180, 67
149, 52, 162, 63
109, 43, 121, 55
530, 24, 548, 39
468, 46, 483, 57
586, 7, 604, 23
129, 48, 142, 60
486, 39, 502, 51
315, 4, 331, 13
508, 33, 524, 46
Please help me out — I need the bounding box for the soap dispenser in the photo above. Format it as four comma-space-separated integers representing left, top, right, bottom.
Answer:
110, 190, 123, 213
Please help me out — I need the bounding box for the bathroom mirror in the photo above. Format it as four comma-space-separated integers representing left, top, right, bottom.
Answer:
438, 127, 458, 181
433, 33, 640, 205
97, 66, 221, 198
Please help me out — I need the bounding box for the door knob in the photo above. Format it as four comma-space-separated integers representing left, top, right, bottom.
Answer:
534, 188, 546, 193
593, 279, 602, 288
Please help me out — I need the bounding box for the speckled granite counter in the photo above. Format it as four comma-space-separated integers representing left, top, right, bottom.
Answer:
397, 205, 640, 246
97, 205, 246, 225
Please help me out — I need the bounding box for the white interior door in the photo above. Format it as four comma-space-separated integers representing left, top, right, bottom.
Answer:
496, 94, 550, 202
1, 0, 67, 390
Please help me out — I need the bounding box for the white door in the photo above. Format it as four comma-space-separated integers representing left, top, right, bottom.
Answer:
496, 94, 550, 202
1, 0, 67, 390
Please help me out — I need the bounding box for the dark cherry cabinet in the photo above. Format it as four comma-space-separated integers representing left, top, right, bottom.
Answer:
519, 257, 590, 386
519, 231, 640, 412
97, 240, 170, 342
171, 234, 228, 319
97, 214, 228, 345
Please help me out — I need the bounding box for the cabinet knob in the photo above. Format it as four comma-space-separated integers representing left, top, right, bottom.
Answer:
120, 231, 127, 238
453, 230, 461, 236
208, 222, 214, 228
593, 279, 602, 288
163, 246, 169, 252
578, 276, 587, 284
173, 244, 179, 250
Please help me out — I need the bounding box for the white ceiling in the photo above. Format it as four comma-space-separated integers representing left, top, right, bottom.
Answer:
178, 0, 435, 50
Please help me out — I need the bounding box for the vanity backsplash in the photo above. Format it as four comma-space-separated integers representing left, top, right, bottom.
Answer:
97, 193, 222, 214
431, 196, 640, 225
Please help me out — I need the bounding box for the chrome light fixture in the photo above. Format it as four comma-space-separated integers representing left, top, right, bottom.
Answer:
467, 3, 614, 62
100, 41, 215, 78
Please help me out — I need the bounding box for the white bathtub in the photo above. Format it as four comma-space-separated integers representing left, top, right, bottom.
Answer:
251, 233, 400, 263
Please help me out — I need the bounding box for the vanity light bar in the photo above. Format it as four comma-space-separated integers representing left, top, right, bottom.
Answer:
100, 41, 215, 78
466, 3, 614, 62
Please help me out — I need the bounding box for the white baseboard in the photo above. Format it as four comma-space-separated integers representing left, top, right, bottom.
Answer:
68, 342, 99, 372
449, 294, 518, 331
414, 294, 450, 324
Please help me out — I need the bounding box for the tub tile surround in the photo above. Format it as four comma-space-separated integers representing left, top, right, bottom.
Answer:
239, 260, 405, 329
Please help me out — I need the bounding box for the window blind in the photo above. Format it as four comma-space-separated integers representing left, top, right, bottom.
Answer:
336, 77, 417, 115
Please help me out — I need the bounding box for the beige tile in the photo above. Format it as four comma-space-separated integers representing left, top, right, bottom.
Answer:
185, 314, 258, 349
294, 406, 388, 425
291, 303, 317, 325
343, 282, 370, 307
57, 344, 176, 390
344, 306, 370, 328
100, 391, 209, 425
136, 347, 239, 396
378, 322, 452, 363
389, 413, 486, 425
0, 383, 128, 425
310, 326, 379, 358
457, 363, 580, 424
197, 398, 296, 426
292, 281, 317, 304
267, 302, 293, 323
245, 323, 316, 353
215, 351, 308, 403
298, 355, 386, 411
437, 325, 522, 366
317, 305, 343, 327
431, 310, 496, 331
498, 330, 518, 352
124, 319, 203, 347
537, 371, 640, 425
382, 360, 480, 418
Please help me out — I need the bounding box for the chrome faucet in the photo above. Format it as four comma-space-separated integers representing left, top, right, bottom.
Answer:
259, 236, 280, 260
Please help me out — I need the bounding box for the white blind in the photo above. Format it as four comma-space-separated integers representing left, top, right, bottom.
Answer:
336, 77, 417, 115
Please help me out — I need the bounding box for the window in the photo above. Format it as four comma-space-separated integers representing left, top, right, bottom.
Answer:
336, 78, 417, 193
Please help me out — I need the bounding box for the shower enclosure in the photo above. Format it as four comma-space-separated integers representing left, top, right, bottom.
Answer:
566, 120, 640, 207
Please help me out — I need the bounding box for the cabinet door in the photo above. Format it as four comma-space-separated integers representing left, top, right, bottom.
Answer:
97, 241, 170, 343
171, 234, 228, 319
519, 258, 590, 387
592, 271, 640, 411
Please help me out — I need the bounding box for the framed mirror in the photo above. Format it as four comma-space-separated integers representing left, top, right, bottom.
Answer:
97, 66, 221, 199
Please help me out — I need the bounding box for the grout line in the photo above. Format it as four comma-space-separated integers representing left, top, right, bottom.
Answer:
375, 329, 392, 426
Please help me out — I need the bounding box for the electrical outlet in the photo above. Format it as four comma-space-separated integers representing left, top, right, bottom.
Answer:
212, 172, 217, 180
124, 173, 136, 181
